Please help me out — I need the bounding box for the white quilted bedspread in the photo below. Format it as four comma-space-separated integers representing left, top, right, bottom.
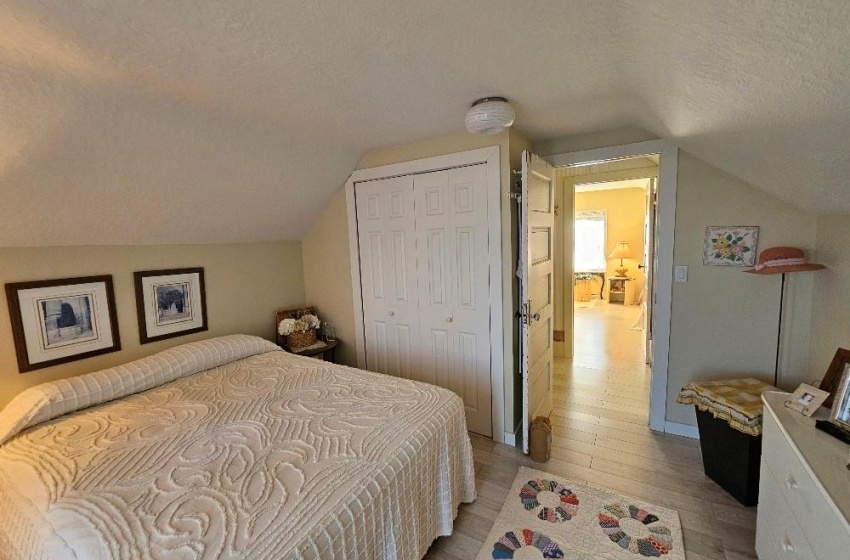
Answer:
0, 336, 476, 560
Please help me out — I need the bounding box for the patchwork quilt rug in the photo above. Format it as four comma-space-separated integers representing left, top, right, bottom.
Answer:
476, 467, 685, 560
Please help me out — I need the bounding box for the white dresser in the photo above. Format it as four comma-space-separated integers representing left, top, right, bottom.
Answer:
757, 392, 850, 559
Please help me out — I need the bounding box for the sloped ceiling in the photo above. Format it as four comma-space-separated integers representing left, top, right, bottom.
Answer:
2, 1, 849, 246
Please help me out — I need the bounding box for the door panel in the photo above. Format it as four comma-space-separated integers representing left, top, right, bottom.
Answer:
415, 165, 492, 436
520, 151, 556, 453
355, 176, 420, 380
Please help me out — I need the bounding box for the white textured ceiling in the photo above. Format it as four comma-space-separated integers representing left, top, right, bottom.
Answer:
2, 1, 849, 246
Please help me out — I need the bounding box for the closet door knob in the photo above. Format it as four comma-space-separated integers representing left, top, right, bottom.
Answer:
784, 476, 798, 490
781, 537, 794, 553
446, 317, 453, 323
388, 311, 395, 317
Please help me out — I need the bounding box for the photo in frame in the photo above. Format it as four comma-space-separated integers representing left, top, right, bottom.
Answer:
818, 348, 850, 409
134, 268, 207, 344
784, 383, 830, 416
5, 276, 121, 372
828, 366, 850, 432
703, 226, 759, 266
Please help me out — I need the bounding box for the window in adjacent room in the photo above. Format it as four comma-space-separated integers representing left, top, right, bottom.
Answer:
574, 209, 606, 272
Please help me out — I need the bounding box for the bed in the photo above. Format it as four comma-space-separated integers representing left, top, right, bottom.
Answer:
0, 335, 476, 560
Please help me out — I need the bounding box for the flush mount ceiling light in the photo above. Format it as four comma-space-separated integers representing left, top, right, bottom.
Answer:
464, 97, 515, 135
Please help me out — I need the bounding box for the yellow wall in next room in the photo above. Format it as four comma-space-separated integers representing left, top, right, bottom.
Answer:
574, 187, 647, 299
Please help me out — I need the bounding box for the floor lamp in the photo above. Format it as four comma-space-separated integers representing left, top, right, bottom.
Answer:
745, 247, 825, 387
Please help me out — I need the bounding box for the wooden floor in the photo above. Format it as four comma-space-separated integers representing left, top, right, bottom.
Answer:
425, 301, 757, 560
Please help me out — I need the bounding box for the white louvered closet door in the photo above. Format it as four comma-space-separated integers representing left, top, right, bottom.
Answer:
354, 176, 420, 380
414, 165, 492, 436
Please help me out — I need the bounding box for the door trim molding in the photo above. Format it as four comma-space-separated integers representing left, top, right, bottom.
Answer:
548, 139, 678, 433
345, 146, 505, 442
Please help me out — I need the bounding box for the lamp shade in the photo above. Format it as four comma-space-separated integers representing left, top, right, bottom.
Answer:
608, 241, 632, 260
464, 97, 515, 135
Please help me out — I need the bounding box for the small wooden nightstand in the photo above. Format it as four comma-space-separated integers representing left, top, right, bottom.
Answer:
284, 340, 339, 363
608, 276, 635, 304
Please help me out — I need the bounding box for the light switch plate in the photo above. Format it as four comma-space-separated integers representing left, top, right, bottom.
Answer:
674, 265, 688, 282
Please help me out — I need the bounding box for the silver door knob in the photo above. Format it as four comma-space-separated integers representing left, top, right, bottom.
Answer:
388, 311, 395, 317
446, 317, 453, 323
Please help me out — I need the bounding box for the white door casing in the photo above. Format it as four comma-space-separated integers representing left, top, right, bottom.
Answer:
643, 177, 658, 364
414, 165, 492, 436
354, 176, 421, 379
520, 151, 556, 453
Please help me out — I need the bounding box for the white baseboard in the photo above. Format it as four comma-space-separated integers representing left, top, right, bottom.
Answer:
664, 421, 700, 440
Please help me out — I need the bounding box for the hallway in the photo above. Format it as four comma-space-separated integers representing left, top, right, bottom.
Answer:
425, 300, 758, 560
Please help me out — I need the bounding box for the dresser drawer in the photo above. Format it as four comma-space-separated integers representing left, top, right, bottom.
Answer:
757, 463, 816, 560
762, 410, 850, 558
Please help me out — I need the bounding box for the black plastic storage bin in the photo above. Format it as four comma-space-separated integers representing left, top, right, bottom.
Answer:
695, 408, 762, 506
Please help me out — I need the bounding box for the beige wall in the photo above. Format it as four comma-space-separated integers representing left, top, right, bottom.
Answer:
0, 242, 305, 409
666, 153, 816, 424
574, 187, 647, 299
302, 190, 358, 366
809, 214, 850, 378
302, 128, 530, 436
536, 130, 818, 428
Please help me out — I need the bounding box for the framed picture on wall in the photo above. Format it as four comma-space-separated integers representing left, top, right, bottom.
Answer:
134, 268, 208, 344
5, 276, 121, 372
703, 226, 759, 266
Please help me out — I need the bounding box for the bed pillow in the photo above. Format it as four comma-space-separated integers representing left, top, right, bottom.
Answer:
0, 334, 280, 446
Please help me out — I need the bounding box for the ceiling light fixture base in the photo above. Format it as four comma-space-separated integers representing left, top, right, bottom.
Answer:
465, 96, 515, 135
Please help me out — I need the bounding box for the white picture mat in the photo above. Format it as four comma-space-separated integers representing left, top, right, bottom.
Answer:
141, 272, 204, 337
18, 282, 115, 364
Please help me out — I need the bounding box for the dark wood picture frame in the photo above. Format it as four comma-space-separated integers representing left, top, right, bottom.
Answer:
134, 267, 208, 344
5, 275, 121, 372
819, 348, 850, 409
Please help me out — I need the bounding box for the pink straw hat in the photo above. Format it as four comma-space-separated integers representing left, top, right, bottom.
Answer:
744, 246, 825, 274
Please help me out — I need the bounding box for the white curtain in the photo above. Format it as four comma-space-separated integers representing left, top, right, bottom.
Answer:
574, 210, 606, 272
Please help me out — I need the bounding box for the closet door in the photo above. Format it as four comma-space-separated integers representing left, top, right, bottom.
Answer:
355, 176, 420, 379
415, 165, 492, 436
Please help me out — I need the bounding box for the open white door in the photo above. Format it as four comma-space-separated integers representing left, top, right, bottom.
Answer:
641, 178, 658, 364
520, 151, 555, 453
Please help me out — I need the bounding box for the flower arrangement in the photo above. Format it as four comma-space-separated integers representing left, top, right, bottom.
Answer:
278, 313, 320, 336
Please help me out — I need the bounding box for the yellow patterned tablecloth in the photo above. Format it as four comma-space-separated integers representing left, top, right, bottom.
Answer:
676, 377, 778, 436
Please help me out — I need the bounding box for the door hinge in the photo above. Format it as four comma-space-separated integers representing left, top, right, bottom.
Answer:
509, 192, 522, 201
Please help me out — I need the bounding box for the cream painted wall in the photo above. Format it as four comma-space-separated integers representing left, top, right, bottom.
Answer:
575, 187, 646, 298
809, 215, 850, 379
665, 153, 816, 425
0, 242, 305, 409
302, 190, 358, 366
536, 130, 818, 429
301, 128, 530, 438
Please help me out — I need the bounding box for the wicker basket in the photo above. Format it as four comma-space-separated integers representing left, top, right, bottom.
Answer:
287, 329, 317, 349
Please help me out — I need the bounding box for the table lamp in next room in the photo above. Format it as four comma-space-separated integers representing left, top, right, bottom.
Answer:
608, 241, 632, 277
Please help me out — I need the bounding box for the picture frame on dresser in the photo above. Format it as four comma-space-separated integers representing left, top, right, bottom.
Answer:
134, 268, 208, 344
818, 347, 850, 408
828, 366, 850, 431
5, 275, 121, 372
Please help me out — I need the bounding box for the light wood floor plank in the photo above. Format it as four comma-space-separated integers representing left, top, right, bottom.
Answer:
423, 302, 755, 560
